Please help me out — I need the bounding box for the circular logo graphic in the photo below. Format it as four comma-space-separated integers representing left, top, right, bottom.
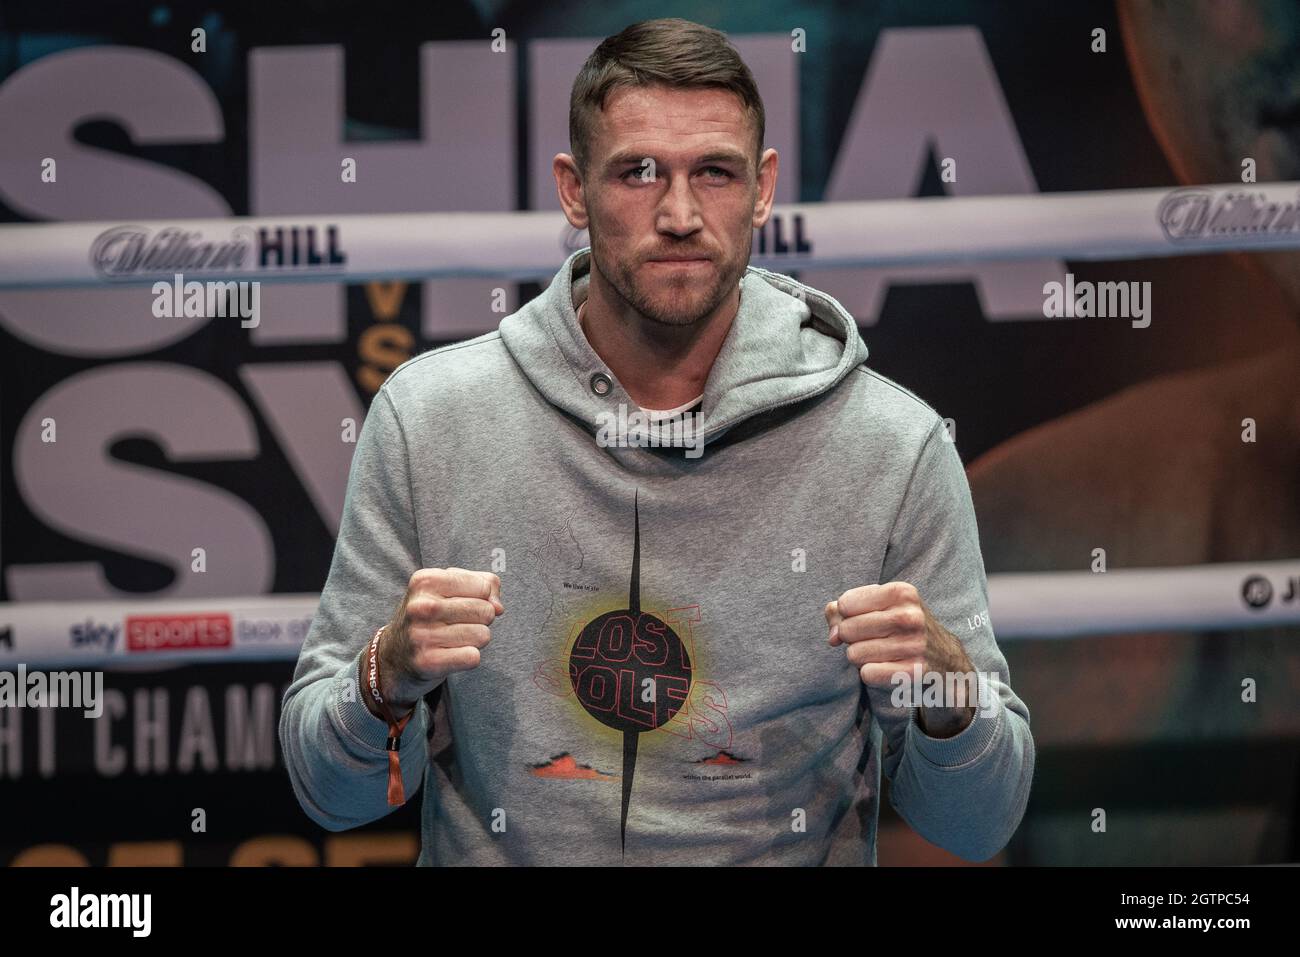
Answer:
1242, 575, 1273, 609
568, 609, 691, 732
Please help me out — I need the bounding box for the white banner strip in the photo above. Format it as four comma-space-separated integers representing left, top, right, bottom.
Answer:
0, 561, 1296, 666
0, 594, 319, 668
987, 560, 1300, 637
2, 182, 1300, 288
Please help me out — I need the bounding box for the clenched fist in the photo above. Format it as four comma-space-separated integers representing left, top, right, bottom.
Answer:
369, 567, 503, 717
825, 580, 977, 737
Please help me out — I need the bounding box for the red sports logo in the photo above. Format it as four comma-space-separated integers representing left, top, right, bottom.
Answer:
125, 613, 232, 652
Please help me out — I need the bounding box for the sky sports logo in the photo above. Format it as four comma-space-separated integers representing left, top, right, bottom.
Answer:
50, 887, 151, 937
70, 619, 119, 651
125, 613, 232, 652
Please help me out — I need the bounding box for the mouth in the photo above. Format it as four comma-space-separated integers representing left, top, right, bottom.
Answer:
647, 257, 711, 268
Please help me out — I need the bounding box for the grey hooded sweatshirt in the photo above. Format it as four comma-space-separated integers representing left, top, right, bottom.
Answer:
279, 246, 1034, 865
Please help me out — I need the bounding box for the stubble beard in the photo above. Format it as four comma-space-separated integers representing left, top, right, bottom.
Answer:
607, 251, 743, 328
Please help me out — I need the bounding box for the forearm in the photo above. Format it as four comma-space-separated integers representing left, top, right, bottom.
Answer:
916, 610, 979, 737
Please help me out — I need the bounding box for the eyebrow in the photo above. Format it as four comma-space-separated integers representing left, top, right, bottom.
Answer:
603, 149, 751, 172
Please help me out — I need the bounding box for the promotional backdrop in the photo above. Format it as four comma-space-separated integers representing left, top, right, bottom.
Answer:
1, 0, 1297, 864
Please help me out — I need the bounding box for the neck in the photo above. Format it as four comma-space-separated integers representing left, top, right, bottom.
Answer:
577, 278, 738, 410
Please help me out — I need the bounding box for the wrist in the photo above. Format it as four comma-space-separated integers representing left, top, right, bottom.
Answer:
359, 625, 420, 808
358, 643, 389, 721
378, 627, 423, 714
917, 704, 977, 738
361, 626, 417, 721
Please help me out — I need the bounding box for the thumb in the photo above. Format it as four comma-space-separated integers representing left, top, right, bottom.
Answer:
824, 599, 843, 626
825, 599, 844, 645
488, 573, 504, 615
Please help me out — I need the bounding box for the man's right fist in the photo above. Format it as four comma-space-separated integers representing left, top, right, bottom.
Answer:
374, 567, 503, 714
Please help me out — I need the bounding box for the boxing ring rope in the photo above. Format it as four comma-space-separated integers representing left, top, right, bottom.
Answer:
1, 182, 1298, 665
2, 181, 1300, 286
0, 560, 1296, 667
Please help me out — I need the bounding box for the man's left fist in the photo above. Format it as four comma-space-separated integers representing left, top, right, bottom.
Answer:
825, 582, 974, 700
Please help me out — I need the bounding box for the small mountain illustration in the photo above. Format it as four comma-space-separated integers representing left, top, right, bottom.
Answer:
694, 750, 748, 765
529, 752, 618, 779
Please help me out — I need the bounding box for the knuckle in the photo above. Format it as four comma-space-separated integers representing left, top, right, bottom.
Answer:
408, 597, 442, 621
412, 568, 446, 593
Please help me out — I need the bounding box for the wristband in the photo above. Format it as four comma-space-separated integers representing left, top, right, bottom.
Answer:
366, 626, 416, 806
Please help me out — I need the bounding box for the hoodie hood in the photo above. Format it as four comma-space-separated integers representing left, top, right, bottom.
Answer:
498, 246, 869, 452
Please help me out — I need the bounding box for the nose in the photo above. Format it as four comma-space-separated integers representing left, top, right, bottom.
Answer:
655, 172, 703, 237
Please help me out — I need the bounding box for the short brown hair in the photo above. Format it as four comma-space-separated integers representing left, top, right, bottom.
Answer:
568, 18, 766, 177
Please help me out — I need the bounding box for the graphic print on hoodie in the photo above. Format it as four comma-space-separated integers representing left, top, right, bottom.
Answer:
528, 487, 751, 857
279, 246, 1035, 866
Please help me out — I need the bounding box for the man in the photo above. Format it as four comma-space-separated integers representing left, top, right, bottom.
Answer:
279, 17, 1034, 865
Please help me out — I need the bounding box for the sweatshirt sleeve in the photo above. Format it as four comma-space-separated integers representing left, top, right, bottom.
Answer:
871, 417, 1035, 862
278, 384, 431, 832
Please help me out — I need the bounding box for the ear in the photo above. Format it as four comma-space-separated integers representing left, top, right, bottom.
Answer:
554, 153, 590, 229
751, 147, 779, 229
